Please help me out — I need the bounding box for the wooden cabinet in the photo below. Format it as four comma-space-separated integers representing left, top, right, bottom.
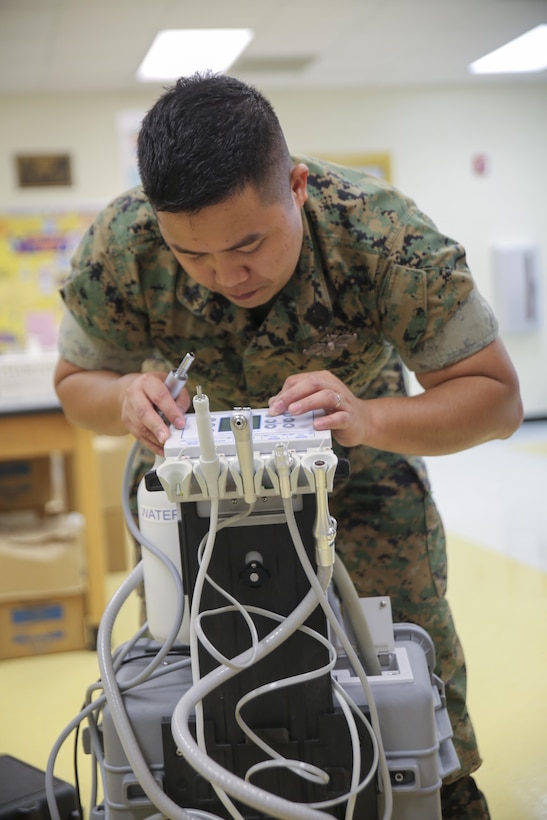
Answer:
0, 408, 107, 644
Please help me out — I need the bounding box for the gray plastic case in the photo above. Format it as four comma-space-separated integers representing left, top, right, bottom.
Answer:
95, 623, 458, 820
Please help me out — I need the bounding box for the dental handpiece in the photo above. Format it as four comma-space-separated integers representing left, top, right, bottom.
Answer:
164, 352, 195, 398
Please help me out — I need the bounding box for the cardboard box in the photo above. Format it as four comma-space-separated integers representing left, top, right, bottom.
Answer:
0, 458, 52, 512
94, 435, 133, 572
0, 593, 87, 659
95, 435, 133, 509
103, 507, 130, 572
0, 511, 86, 602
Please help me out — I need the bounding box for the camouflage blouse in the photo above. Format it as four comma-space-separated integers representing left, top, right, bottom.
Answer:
60, 155, 497, 418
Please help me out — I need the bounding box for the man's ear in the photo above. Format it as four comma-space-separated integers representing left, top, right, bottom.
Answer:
290, 163, 309, 207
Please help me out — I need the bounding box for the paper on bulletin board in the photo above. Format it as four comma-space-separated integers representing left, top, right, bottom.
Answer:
116, 109, 145, 190
0, 209, 97, 352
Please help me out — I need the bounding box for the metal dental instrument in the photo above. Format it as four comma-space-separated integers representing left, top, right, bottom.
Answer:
164, 352, 195, 398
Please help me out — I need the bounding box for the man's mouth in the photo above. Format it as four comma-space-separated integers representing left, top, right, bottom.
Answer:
225, 289, 260, 302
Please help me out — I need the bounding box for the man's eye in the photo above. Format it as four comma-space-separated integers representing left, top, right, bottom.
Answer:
239, 240, 263, 254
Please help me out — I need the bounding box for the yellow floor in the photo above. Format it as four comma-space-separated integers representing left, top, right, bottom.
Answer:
446, 536, 547, 819
1, 425, 546, 818
0, 572, 138, 810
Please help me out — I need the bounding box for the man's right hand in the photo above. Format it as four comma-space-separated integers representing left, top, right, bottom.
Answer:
54, 359, 190, 455
121, 370, 189, 454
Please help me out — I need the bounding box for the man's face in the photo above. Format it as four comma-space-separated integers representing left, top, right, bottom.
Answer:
156, 164, 308, 309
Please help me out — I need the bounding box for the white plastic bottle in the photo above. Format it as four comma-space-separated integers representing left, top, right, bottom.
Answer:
137, 455, 190, 644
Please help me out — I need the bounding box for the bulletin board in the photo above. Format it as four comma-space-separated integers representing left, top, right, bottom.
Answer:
0, 209, 97, 352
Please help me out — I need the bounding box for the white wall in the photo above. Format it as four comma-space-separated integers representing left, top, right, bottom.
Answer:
1, 82, 546, 415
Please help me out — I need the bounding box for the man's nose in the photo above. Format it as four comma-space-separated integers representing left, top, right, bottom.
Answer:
213, 257, 250, 287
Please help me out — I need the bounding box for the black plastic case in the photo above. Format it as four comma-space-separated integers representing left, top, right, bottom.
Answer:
0, 755, 78, 820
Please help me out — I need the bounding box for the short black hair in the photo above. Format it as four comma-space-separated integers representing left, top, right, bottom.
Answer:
137, 72, 292, 213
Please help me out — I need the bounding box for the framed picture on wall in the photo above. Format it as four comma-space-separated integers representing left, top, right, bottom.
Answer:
15, 154, 72, 187
317, 153, 392, 182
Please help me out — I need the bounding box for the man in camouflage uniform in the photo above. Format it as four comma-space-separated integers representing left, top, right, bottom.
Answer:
55, 73, 522, 818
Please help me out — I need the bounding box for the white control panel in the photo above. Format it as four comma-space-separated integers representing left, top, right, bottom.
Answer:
164, 407, 331, 458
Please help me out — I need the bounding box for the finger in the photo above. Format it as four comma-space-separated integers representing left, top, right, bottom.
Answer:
287, 388, 343, 417
313, 407, 348, 431
137, 430, 166, 457
174, 388, 191, 415
329, 391, 343, 413
131, 402, 171, 445
269, 373, 331, 415
144, 381, 186, 429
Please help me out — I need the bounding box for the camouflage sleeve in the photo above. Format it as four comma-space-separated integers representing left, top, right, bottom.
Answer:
376, 203, 498, 372
59, 189, 174, 356
404, 287, 498, 372
58, 309, 151, 373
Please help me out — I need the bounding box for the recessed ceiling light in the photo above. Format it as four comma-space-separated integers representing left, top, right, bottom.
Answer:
469, 24, 547, 74
136, 29, 254, 82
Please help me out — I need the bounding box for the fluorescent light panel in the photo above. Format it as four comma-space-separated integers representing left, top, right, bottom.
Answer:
469, 24, 547, 74
137, 29, 254, 82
